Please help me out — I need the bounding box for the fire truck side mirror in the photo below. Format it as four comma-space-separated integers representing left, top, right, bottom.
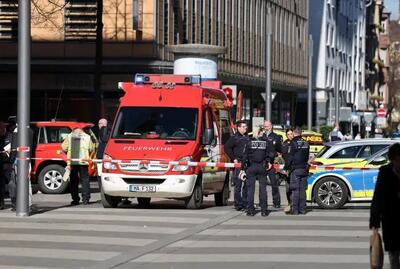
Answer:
202, 128, 214, 145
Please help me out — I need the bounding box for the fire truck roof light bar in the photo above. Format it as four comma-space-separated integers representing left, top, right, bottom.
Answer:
134, 74, 201, 85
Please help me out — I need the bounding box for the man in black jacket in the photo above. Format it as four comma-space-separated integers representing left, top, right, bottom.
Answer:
241, 130, 275, 217
285, 127, 309, 215
262, 120, 282, 208
224, 120, 249, 211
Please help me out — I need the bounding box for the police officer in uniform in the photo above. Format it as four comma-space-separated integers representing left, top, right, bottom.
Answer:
224, 120, 249, 211
281, 128, 294, 213
262, 120, 282, 208
241, 129, 274, 216
285, 127, 310, 215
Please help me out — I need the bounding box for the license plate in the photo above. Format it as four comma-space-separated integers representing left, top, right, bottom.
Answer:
129, 185, 156, 193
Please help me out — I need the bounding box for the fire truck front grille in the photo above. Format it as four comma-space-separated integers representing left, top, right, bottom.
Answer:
122, 178, 166, 185
119, 162, 169, 172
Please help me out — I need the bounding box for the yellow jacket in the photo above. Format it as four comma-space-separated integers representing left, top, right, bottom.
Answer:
61, 129, 95, 165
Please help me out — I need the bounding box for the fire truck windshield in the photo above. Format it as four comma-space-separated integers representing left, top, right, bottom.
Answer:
112, 107, 198, 140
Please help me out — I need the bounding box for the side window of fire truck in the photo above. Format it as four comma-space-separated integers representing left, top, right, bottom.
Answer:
219, 110, 231, 144
45, 127, 71, 143
38, 127, 46, 144
31, 126, 40, 147
203, 108, 216, 145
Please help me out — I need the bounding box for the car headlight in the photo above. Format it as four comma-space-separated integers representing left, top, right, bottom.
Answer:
172, 156, 192, 172
103, 154, 117, 170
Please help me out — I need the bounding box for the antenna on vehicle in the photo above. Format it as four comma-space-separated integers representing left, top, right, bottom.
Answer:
54, 84, 64, 121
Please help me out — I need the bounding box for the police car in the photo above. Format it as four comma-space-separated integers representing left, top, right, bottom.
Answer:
307, 147, 389, 209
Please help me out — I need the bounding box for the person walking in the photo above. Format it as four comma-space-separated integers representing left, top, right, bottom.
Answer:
262, 120, 282, 208
224, 120, 249, 211
370, 143, 400, 269
62, 127, 95, 205
281, 128, 294, 213
241, 129, 275, 217
285, 127, 310, 215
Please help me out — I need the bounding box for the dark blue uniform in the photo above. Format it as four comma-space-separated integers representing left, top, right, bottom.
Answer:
224, 132, 250, 210
286, 136, 310, 214
242, 138, 274, 215
262, 131, 282, 207
281, 139, 292, 205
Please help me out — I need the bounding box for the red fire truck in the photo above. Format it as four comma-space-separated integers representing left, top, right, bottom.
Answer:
101, 74, 234, 209
30, 121, 98, 194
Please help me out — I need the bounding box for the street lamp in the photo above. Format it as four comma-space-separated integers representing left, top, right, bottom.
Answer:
265, 6, 272, 121
307, 35, 313, 130
16, 0, 31, 216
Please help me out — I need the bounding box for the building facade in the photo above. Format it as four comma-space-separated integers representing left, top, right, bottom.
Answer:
364, 0, 391, 136
365, 0, 390, 109
310, 0, 367, 128
0, 0, 309, 126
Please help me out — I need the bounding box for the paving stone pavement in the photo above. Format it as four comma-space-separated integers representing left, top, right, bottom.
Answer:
0, 184, 385, 269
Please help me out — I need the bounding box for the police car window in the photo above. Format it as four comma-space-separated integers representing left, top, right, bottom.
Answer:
330, 146, 362, 158
45, 127, 71, 143
113, 107, 198, 140
358, 145, 388, 158
315, 145, 331, 157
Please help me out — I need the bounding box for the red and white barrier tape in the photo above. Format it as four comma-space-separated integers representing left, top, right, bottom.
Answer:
7, 155, 380, 171
17, 146, 30, 152
0, 147, 30, 154
12, 157, 287, 170
309, 165, 377, 171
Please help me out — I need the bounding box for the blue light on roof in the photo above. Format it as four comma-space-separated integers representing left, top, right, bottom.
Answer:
135, 74, 145, 84
191, 75, 201, 84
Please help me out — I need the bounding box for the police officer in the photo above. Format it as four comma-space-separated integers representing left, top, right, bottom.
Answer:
262, 120, 282, 208
285, 127, 310, 215
224, 120, 249, 211
241, 129, 274, 216
281, 128, 294, 213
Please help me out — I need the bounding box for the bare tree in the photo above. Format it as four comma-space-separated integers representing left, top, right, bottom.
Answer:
31, 0, 66, 33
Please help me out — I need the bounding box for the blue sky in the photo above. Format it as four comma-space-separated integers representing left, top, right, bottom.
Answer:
386, 0, 399, 20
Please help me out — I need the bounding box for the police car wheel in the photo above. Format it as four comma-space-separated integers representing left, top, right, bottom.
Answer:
137, 197, 151, 207
185, 184, 203, 209
215, 179, 229, 206
38, 164, 68, 194
101, 188, 121, 208
314, 177, 348, 209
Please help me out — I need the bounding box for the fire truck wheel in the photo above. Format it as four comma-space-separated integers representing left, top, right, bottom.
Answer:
185, 184, 203, 209
38, 164, 68, 194
101, 188, 121, 208
137, 197, 151, 208
215, 179, 229, 206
